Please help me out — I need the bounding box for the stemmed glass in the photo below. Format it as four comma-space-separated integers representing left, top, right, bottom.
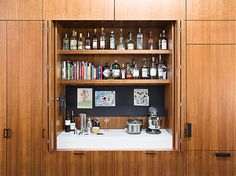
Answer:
104, 117, 110, 131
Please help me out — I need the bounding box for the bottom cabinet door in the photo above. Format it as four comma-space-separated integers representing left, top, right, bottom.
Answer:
187, 151, 236, 176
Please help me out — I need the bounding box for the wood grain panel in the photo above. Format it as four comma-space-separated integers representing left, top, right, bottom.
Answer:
187, 45, 236, 150
44, 0, 114, 20
187, 21, 236, 44
115, 0, 184, 20
187, 0, 236, 20
187, 151, 236, 176
0, 0, 42, 20
7, 21, 43, 175
0, 21, 6, 176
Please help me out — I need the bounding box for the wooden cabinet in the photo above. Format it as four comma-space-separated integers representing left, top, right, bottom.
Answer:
43, 0, 114, 20
0, 21, 7, 176
115, 0, 184, 20
187, 0, 236, 20
187, 21, 236, 44
6, 21, 43, 176
186, 45, 236, 150
187, 151, 236, 176
0, 0, 42, 20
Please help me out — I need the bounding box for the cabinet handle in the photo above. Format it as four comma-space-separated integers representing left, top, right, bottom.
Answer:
146, 151, 156, 155
3, 129, 10, 138
215, 152, 231, 158
74, 152, 85, 156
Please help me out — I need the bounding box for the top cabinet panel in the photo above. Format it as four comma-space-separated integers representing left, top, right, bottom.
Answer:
44, 0, 114, 20
0, 0, 42, 20
115, 0, 184, 20
187, 0, 236, 20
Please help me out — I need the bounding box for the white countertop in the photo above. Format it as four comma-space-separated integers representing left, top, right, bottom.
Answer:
57, 129, 172, 151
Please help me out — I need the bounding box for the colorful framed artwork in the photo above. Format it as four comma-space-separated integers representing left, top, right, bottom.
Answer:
95, 91, 115, 107
77, 88, 93, 109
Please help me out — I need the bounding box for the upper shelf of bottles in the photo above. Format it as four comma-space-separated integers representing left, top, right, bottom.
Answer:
57, 49, 172, 55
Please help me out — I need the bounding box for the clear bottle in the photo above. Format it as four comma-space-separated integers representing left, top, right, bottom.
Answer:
112, 60, 121, 79
147, 31, 154, 50
70, 30, 77, 50
158, 33, 162, 49
121, 64, 126, 79
100, 27, 106, 49
85, 32, 91, 50
70, 111, 76, 132
133, 63, 139, 79
161, 30, 168, 50
126, 63, 133, 79
92, 29, 98, 49
150, 57, 157, 79
78, 33, 84, 50
87, 117, 93, 134
62, 34, 69, 50
117, 28, 125, 50
137, 28, 144, 50
141, 58, 149, 79
127, 32, 135, 50
131, 59, 136, 78
103, 63, 110, 79
109, 31, 116, 50
158, 55, 167, 79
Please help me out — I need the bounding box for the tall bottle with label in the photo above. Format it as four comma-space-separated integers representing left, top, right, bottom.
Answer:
92, 29, 98, 49
78, 33, 84, 50
133, 63, 140, 79
150, 57, 157, 79
161, 30, 168, 50
109, 31, 116, 50
70, 30, 77, 50
65, 113, 71, 132
121, 64, 126, 79
158, 55, 167, 79
158, 33, 162, 49
85, 32, 91, 50
147, 31, 154, 50
100, 27, 106, 49
117, 28, 125, 50
62, 34, 69, 50
112, 60, 120, 79
137, 28, 144, 50
70, 111, 76, 132
127, 32, 134, 50
103, 63, 110, 79
126, 63, 133, 79
141, 58, 149, 79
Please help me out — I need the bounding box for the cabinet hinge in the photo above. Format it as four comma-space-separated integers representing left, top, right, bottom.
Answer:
45, 28, 50, 32
46, 65, 50, 70
47, 102, 50, 107
3, 129, 11, 138
179, 27, 183, 32
179, 65, 182, 70
184, 123, 192, 138
42, 129, 46, 138
179, 102, 183, 107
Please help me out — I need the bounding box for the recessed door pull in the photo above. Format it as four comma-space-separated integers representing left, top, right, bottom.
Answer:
215, 152, 231, 158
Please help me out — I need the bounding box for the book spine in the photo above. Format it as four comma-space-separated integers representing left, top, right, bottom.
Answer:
61, 60, 67, 80
67, 61, 70, 80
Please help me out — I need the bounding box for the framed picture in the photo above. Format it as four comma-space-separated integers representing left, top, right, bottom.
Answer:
95, 91, 115, 107
134, 89, 149, 106
77, 88, 93, 109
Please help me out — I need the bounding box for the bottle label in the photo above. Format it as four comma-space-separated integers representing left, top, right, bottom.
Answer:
121, 70, 126, 79
70, 123, 76, 130
142, 69, 148, 78
103, 69, 110, 78
112, 69, 120, 77
150, 68, 157, 77
78, 41, 83, 50
110, 38, 115, 49
70, 40, 77, 50
162, 40, 167, 50
100, 40, 105, 49
65, 120, 71, 126
127, 43, 134, 50
133, 70, 139, 77
92, 41, 97, 49
158, 68, 164, 79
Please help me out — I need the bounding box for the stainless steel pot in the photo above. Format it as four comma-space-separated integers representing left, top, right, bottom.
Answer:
126, 119, 143, 134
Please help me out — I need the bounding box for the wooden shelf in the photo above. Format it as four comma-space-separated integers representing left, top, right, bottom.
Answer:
59, 79, 171, 86
57, 49, 172, 55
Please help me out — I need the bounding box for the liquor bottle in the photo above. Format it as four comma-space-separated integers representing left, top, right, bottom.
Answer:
62, 34, 69, 50
65, 113, 71, 132
70, 111, 76, 132
137, 28, 144, 50
161, 30, 168, 50
126, 63, 133, 79
133, 63, 139, 79
103, 63, 110, 79
147, 31, 154, 50
78, 33, 84, 50
158, 33, 162, 49
109, 31, 116, 50
158, 55, 167, 79
85, 32, 91, 50
141, 58, 149, 79
131, 59, 136, 77
127, 32, 135, 50
112, 60, 120, 79
121, 64, 126, 79
92, 29, 98, 49
150, 57, 157, 79
100, 27, 106, 49
117, 28, 125, 50
70, 30, 77, 50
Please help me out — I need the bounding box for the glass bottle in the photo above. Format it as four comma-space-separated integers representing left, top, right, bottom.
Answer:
147, 31, 154, 50
150, 57, 157, 79
126, 63, 133, 79
112, 60, 120, 79
127, 32, 135, 50
158, 33, 162, 49
109, 31, 116, 50
133, 63, 139, 79
158, 55, 167, 79
141, 58, 149, 79
117, 28, 125, 50
103, 63, 110, 79
70, 110, 76, 132
131, 59, 136, 78
100, 27, 106, 49
161, 30, 168, 50
137, 28, 144, 50
85, 32, 91, 50
62, 33, 69, 50
121, 64, 126, 79
70, 30, 77, 50
65, 113, 71, 132
92, 28, 98, 50
78, 33, 84, 50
